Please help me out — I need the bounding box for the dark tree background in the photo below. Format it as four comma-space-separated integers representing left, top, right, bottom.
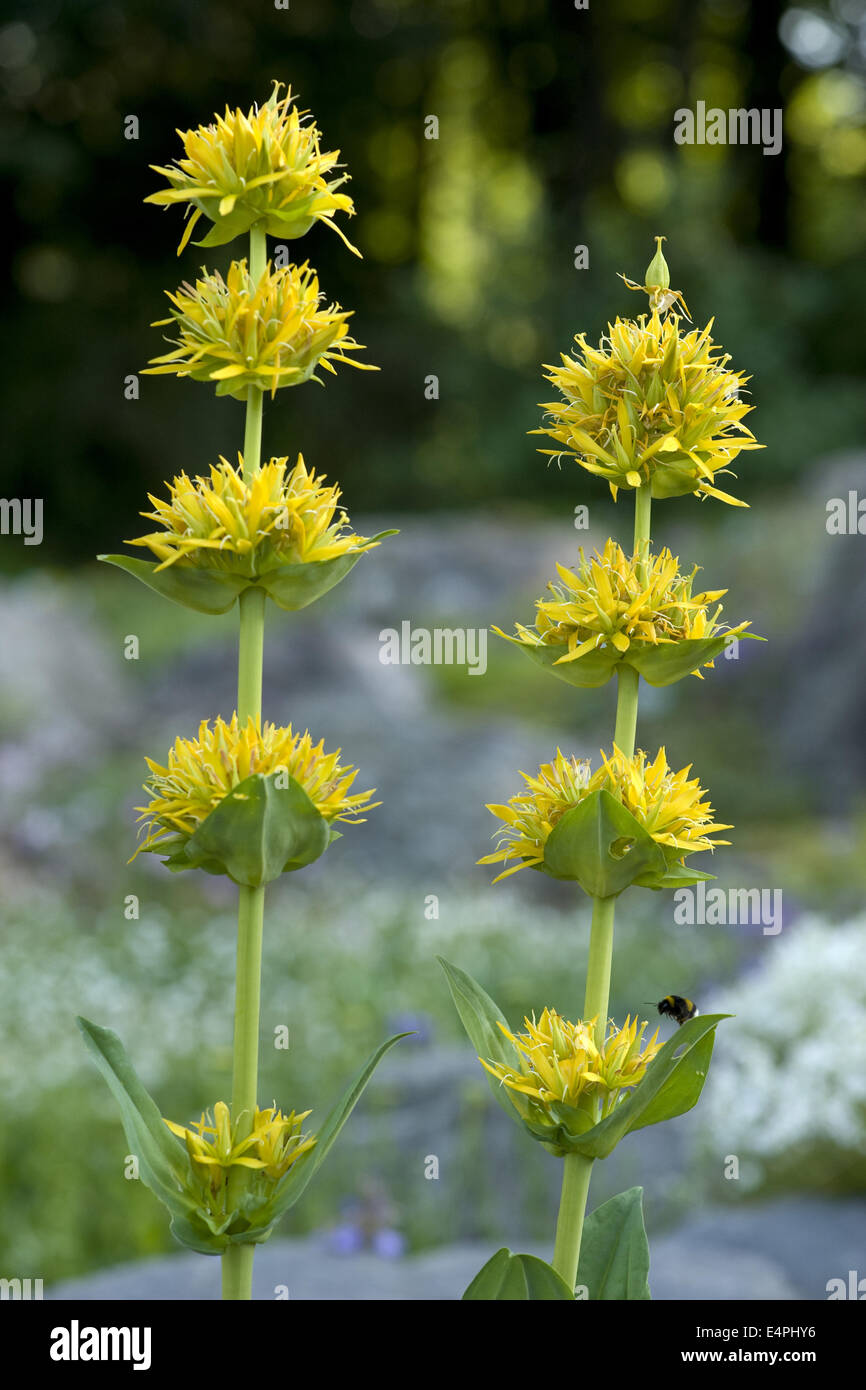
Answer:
1, 0, 864, 564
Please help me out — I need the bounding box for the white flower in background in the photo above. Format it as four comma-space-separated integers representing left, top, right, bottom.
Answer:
699, 916, 866, 1189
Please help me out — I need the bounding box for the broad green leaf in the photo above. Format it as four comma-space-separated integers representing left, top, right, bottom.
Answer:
178, 772, 330, 887
463, 1248, 574, 1300
263, 211, 316, 236
194, 204, 319, 247
166, 1213, 228, 1258
259, 532, 398, 612
557, 1013, 731, 1158
437, 958, 522, 1120
263, 1032, 410, 1222
100, 532, 397, 619
628, 636, 728, 686
630, 633, 764, 686
576, 1187, 650, 1300
98, 553, 247, 615
650, 460, 706, 500
508, 631, 764, 692
634, 863, 716, 890
542, 789, 667, 896
519, 642, 619, 689
193, 204, 258, 247
76, 1017, 198, 1224
628, 1027, 716, 1132
520, 1104, 596, 1153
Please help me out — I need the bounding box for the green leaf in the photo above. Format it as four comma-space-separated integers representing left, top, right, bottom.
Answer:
259, 532, 398, 612
165, 772, 330, 887
262, 208, 317, 239
542, 789, 667, 896
628, 636, 729, 686
629, 1027, 716, 1132
635, 862, 716, 890
437, 957, 522, 1121
262, 1032, 410, 1223
650, 459, 705, 500
166, 1212, 229, 1258
98, 554, 248, 615
76, 1017, 200, 1226
100, 532, 397, 618
463, 1248, 575, 1300
193, 203, 257, 247
557, 1013, 731, 1158
576, 1187, 651, 1300
519, 642, 619, 689
630, 633, 764, 686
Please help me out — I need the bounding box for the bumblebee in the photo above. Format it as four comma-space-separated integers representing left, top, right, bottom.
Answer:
653, 995, 698, 1026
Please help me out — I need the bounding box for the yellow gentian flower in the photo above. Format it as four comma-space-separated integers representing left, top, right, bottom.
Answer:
496, 538, 750, 674
481, 1008, 662, 1128
126, 454, 375, 577
164, 1101, 315, 1217
135, 714, 378, 856
535, 307, 761, 506
144, 259, 376, 398
480, 744, 731, 881
146, 82, 358, 255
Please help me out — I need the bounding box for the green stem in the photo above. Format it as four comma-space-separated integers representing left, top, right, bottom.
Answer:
237, 586, 265, 722
242, 387, 263, 482
583, 893, 617, 1046
613, 665, 639, 759
222, 221, 269, 1302
222, 1243, 255, 1302
552, 481, 654, 1290
633, 479, 652, 564
552, 1152, 594, 1292
249, 221, 267, 285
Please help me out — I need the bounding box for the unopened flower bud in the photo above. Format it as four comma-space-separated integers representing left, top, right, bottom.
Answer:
645, 235, 670, 291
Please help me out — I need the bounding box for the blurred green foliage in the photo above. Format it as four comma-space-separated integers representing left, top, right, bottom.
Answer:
1, 0, 865, 566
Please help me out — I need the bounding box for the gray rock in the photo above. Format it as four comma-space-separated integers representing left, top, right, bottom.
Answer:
649, 1239, 799, 1301
669, 1196, 866, 1301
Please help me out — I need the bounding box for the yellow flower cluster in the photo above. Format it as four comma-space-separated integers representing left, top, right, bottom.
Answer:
481, 1008, 662, 1125
599, 744, 731, 853
480, 749, 592, 880
480, 744, 730, 881
145, 259, 375, 399
126, 454, 374, 577
497, 538, 749, 668
146, 82, 357, 254
164, 1101, 315, 1212
536, 310, 761, 505
136, 714, 378, 854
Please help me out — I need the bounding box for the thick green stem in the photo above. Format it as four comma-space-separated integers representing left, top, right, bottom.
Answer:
552, 480, 654, 1289
222, 221, 269, 1302
613, 665, 639, 759
552, 1152, 594, 1291
249, 221, 267, 285
222, 1243, 255, 1302
633, 480, 652, 565
237, 586, 265, 722
229, 883, 266, 1120
242, 387, 263, 482
583, 893, 617, 1047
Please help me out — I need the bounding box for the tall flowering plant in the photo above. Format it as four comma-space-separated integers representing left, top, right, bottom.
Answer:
78, 84, 404, 1300
442, 240, 762, 1301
